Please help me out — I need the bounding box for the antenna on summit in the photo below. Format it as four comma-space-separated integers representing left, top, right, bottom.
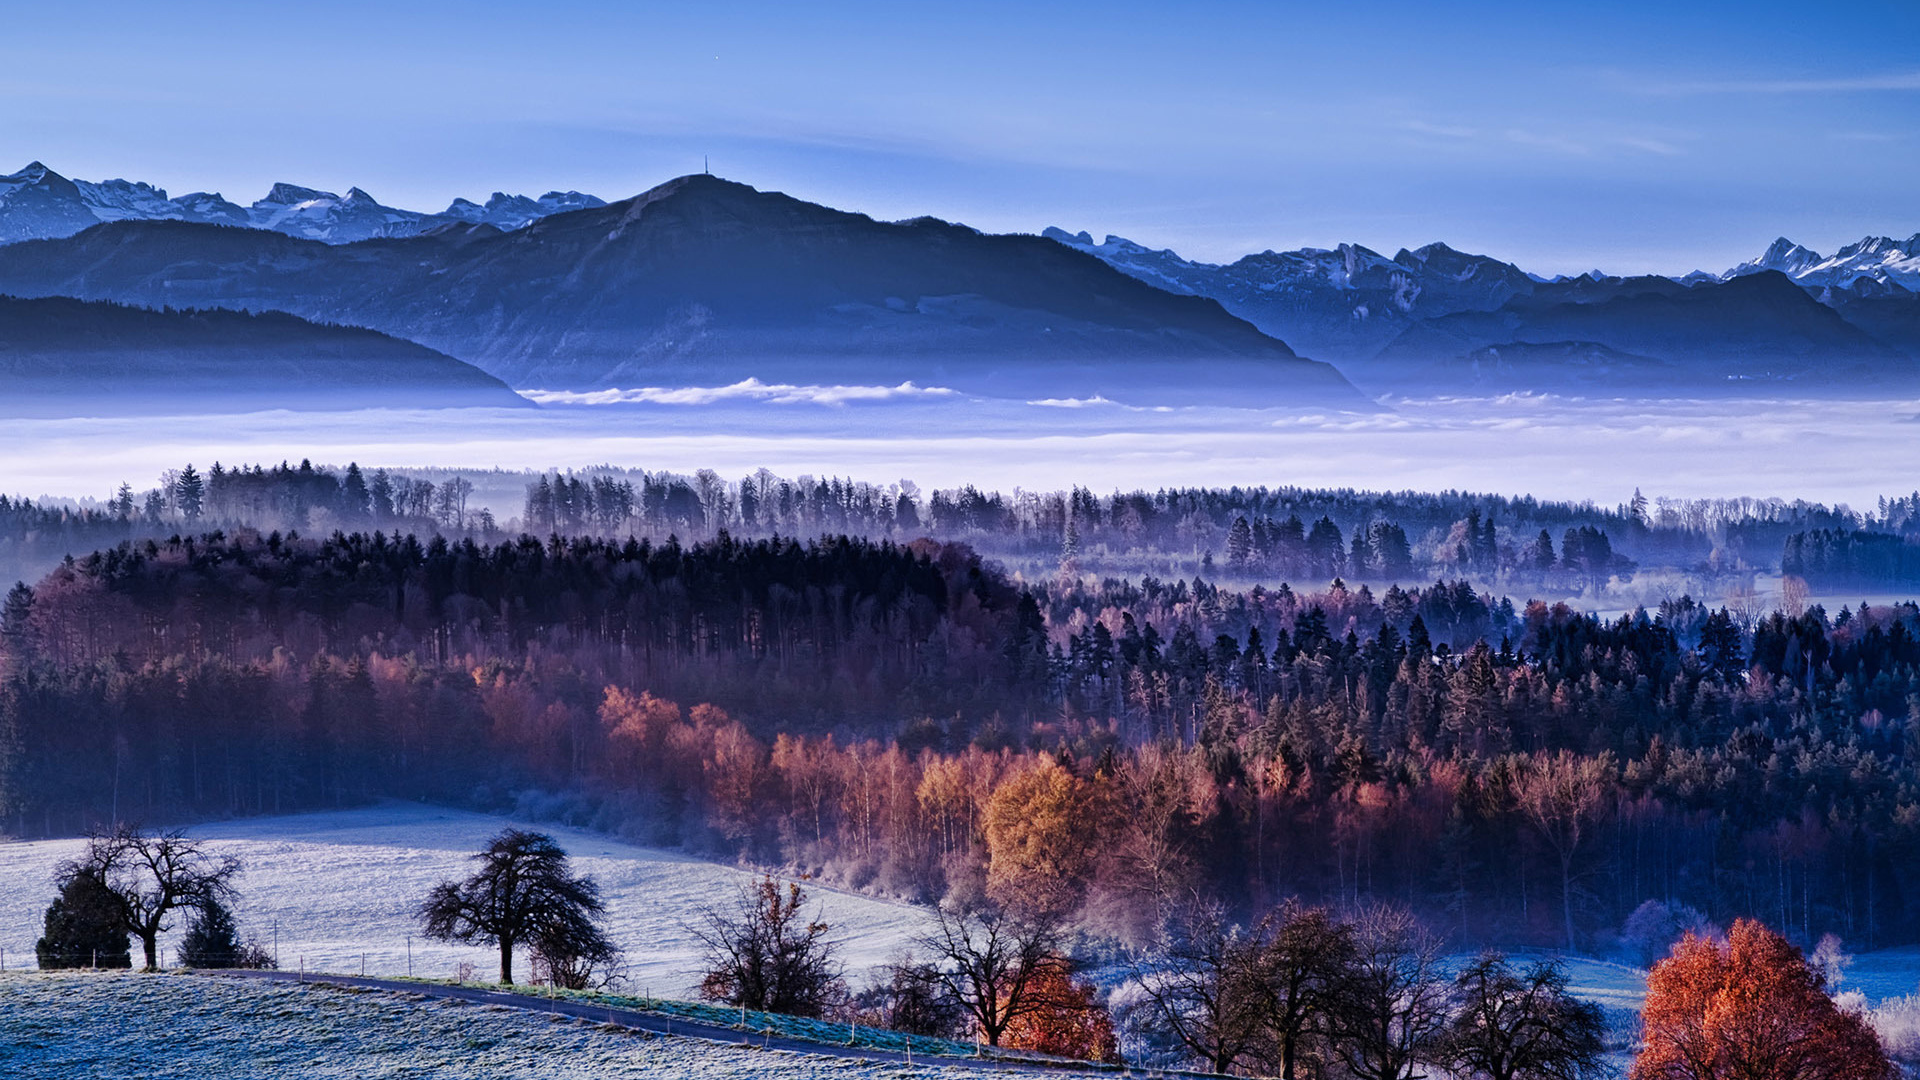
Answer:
703, 156, 710, 175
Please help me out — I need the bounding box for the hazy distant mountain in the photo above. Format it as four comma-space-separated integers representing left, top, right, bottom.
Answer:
0, 295, 527, 414
440, 190, 607, 231
1371, 271, 1911, 392
1049, 225, 1919, 392
0, 162, 606, 245
1813, 277, 1920, 362
0, 175, 1360, 404
1043, 228, 1535, 363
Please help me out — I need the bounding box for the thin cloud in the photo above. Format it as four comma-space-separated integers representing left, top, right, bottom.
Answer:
1403, 120, 1478, 139
1504, 129, 1593, 156
523, 379, 958, 407
1650, 70, 1920, 94
1615, 136, 1684, 156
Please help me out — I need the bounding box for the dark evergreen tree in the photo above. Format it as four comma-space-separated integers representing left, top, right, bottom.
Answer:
174, 464, 205, 523
177, 895, 243, 968
36, 868, 132, 969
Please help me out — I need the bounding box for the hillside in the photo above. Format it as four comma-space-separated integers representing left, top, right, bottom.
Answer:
0, 972, 1029, 1079
1368, 271, 1913, 393
0, 803, 928, 992
0, 295, 527, 413
0, 176, 1362, 406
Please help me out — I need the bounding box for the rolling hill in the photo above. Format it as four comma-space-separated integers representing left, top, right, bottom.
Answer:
0, 295, 527, 414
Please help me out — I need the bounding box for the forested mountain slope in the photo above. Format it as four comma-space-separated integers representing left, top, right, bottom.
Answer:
0, 295, 526, 413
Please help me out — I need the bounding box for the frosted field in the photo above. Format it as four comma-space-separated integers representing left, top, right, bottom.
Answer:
0, 971, 1042, 1080
0, 802, 930, 992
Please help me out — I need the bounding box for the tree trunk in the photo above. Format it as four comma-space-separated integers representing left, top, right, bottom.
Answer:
139, 931, 159, 971
1561, 851, 1576, 951
500, 936, 514, 984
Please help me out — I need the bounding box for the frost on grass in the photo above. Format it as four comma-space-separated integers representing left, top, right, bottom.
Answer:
0, 971, 1030, 1079
0, 802, 931, 994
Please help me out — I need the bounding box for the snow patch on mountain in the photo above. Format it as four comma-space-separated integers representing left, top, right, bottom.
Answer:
1726, 233, 1920, 290
0, 162, 610, 245
442, 190, 607, 230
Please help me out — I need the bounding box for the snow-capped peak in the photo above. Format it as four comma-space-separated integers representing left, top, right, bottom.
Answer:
1726, 232, 1920, 289
259, 182, 337, 206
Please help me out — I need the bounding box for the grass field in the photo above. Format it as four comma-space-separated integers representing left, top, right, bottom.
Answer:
0, 802, 930, 993
0, 971, 1039, 1080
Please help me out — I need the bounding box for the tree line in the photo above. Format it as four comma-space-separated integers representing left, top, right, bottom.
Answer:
16, 461, 1920, 599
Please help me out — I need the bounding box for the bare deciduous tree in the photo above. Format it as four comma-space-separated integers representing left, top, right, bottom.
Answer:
918, 902, 1061, 1047
1443, 952, 1607, 1080
1129, 899, 1268, 1074
419, 828, 613, 985
67, 824, 241, 971
1514, 751, 1615, 951
1255, 900, 1359, 1080
1325, 904, 1451, 1080
691, 876, 844, 1017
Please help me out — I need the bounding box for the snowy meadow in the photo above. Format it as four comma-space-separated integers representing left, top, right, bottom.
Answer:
0, 971, 1037, 1080
0, 802, 930, 994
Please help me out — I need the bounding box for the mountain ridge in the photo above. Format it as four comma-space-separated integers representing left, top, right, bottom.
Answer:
0, 174, 1363, 406
0, 161, 607, 245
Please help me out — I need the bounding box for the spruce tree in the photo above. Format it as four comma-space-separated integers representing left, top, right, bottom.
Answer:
177, 896, 243, 968
36, 869, 132, 969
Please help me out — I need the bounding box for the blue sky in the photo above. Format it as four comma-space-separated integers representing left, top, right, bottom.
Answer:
3, 0, 1915, 274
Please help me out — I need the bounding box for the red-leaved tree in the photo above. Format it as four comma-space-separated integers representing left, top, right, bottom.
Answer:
999, 959, 1121, 1063
1632, 918, 1894, 1080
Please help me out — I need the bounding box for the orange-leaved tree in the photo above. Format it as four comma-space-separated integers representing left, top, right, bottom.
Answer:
1632, 918, 1893, 1080
999, 958, 1121, 1063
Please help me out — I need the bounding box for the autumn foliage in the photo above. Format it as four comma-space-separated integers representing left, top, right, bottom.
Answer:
1633, 918, 1894, 1080
998, 959, 1120, 1063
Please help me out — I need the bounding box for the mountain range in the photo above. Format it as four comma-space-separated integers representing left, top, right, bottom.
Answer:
1043, 226, 1920, 393
0, 173, 1359, 405
0, 295, 524, 414
0, 162, 604, 245
0, 159, 1916, 403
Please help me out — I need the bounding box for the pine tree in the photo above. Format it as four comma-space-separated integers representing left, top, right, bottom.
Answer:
1226, 516, 1253, 568
174, 464, 206, 523
341, 463, 371, 521
177, 896, 243, 968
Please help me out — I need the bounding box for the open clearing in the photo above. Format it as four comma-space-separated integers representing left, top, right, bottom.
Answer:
2, 801, 1909, 1020
0, 801, 929, 993
0, 970, 1052, 1080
